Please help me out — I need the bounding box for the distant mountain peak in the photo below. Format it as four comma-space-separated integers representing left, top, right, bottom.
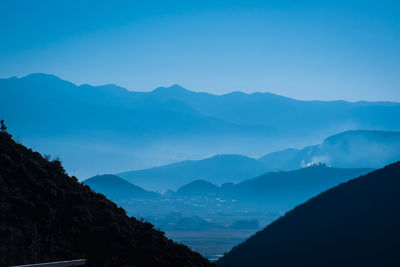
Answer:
152, 84, 192, 95
18, 73, 77, 88
23, 72, 61, 79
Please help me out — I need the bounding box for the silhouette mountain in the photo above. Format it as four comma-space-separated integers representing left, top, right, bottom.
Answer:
84, 174, 159, 201
2, 73, 400, 177
217, 162, 400, 267
118, 154, 268, 191
172, 165, 371, 211
230, 164, 371, 210
260, 130, 400, 170
0, 131, 212, 267
176, 180, 220, 196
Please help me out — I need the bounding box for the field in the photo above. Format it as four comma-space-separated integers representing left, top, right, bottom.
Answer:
165, 229, 259, 261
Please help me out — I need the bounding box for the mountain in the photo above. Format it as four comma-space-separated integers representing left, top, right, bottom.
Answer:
149, 85, 400, 133
230, 164, 372, 210
176, 180, 220, 196
172, 165, 371, 211
1, 73, 271, 177
118, 154, 268, 191
258, 148, 300, 171
217, 162, 400, 267
83, 174, 159, 201
0, 131, 212, 267
2, 73, 400, 177
260, 130, 400, 171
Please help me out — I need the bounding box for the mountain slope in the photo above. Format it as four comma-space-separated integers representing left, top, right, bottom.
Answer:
229, 165, 372, 210
171, 165, 371, 211
0, 131, 212, 267
84, 174, 159, 201
217, 162, 400, 267
118, 154, 268, 191
258, 148, 299, 171
260, 130, 400, 171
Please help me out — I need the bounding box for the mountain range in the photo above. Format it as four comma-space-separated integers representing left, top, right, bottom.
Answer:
217, 161, 400, 267
87, 164, 371, 213
259, 130, 400, 170
172, 165, 372, 211
117, 154, 267, 191
2, 73, 400, 177
117, 130, 399, 191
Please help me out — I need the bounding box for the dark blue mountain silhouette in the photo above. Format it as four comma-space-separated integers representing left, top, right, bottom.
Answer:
176, 180, 220, 196
0, 131, 211, 267
174, 165, 371, 211
217, 161, 400, 267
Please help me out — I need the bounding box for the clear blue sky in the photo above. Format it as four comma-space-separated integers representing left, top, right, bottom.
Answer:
1, 0, 399, 101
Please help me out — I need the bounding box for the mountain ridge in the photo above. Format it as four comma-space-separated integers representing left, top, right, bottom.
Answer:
0, 131, 213, 266
2, 73, 400, 177
217, 161, 400, 267
118, 154, 268, 191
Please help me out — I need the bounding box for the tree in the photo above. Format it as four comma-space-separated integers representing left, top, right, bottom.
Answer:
0, 119, 7, 132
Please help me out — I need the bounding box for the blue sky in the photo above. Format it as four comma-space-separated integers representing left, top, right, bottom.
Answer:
0, 0, 399, 101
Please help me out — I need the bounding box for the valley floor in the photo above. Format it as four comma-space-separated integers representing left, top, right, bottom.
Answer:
165, 229, 259, 262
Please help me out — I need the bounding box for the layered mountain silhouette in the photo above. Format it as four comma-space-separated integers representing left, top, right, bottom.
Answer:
118, 154, 267, 191
84, 165, 370, 215
84, 174, 159, 201
260, 130, 400, 170
0, 131, 212, 266
217, 162, 400, 267
96, 129, 400, 192
2, 73, 400, 177
174, 165, 371, 210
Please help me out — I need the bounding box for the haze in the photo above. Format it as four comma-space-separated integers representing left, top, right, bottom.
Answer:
1, 0, 400, 101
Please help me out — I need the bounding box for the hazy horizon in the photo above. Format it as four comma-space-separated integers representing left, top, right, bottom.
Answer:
1, 0, 400, 102
2, 72, 400, 103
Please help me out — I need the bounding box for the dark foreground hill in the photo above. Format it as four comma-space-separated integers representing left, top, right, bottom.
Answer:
0, 132, 212, 267
217, 162, 400, 267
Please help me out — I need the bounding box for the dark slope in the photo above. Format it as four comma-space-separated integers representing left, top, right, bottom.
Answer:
171, 165, 371, 211
230, 165, 372, 209
217, 162, 400, 267
260, 130, 400, 170
84, 174, 159, 201
118, 154, 267, 191
0, 132, 212, 267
